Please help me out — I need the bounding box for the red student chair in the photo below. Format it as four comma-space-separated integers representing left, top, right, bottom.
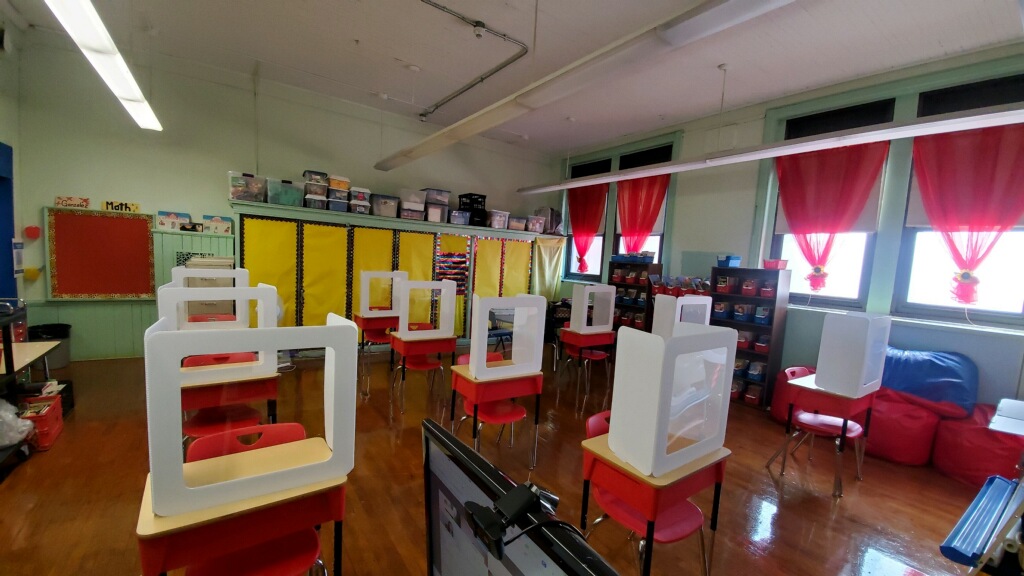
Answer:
764, 366, 866, 498
180, 352, 277, 442
558, 322, 613, 414
360, 326, 393, 398
453, 353, 528, 452
184, 423, 326, 576
390, 323, 446, 414
584, 411, 710, 576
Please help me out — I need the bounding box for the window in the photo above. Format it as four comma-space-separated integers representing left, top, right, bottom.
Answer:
895, 230, 1024, 323
566, 235, 605, 279
617, 234, 662, 264
778, 233, 872, 304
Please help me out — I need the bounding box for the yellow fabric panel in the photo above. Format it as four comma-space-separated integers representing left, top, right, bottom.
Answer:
398, 231, 436, 324
242, 218, 298, 327
532, 237, 566, 301
352, 227, 395, 315
474, 239, 503, 298
301, 224, 348, 326
454, 296, 466, 337
501, 240, 533, 297
439, 234, 470, 255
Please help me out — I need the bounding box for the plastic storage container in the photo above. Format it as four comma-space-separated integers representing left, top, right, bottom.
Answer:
328, 175, 350, 190
717, 255, 742, 267
350, 201, 370, 215
507, 216, 527, 231
459, 193, 486, 210
426, 204, 449, 223
423, 188, 451, 205
327, 188, 349, 201
302, 170, 329, 185
267, 179, 303, 206
304, 195, 327, 209
449, 211, 470, 225
350, 187, 371, 203
526, 215, 546, 233
18, 395, 63, 450
372, 195, 400, 217
400, 208, 425, 221
488, 210, 509, 229
304, 182, 328, 197
328, 199, 348, 212
228, 172, 267, 202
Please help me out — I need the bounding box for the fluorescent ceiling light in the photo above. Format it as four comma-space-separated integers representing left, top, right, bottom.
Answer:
516, 102, 1024, 195
657, 0, 794, 46
44, 0, 162, 131
376, 0, 793, 171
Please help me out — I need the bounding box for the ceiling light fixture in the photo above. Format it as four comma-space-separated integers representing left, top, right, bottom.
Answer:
375, 0, 794, 171
516, 101, 1024, 195
43, 0, 162, 131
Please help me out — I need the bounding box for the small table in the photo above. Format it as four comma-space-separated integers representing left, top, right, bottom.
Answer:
448, 362, 544, 468
0, 340, 61, 378
581, 434, 729, 576
353, 314, 400, 391
391, 332, 457, 409
136, 438, 347, 575
781, 375, 877, 497
558, 329, 615, 410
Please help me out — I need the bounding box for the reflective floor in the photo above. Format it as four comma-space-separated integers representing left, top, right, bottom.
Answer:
0, 352, 976, 575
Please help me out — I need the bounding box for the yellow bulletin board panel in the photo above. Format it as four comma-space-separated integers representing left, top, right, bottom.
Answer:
398, 231, 436, 325
242, 217, 298, 326
473, 238, 503, 298
352, 227, 396, 315
437, 234, 471, 337
501, 239, 533, 297
301, 223, 348, 326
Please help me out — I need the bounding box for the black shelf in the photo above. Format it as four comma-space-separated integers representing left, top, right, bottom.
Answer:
733, 375, 768, 387
617, 302, 648, 310
608, 261, 662, 333
710, 267, 791, 408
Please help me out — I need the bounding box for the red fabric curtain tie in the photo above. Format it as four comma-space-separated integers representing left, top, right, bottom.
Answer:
952, 269, 979, 304
808, 266, 828, 291
576, 254, 589, 273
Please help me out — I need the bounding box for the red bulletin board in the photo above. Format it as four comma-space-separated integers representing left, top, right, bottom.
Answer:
47, 208, 155, 299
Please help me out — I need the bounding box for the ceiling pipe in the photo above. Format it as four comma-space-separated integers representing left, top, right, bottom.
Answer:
418, 0, 529, 121
515, 101, 1024, 195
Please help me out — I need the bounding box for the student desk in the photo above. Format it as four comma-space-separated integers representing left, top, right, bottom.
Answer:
448, 362, 544, 468
179, 372, 279, 423
784, 375, 876, 455
581, 434, 730, 576
390, 332, 457, 385
353, 314, 399, 365
136, 438, 346, 575
0, 340, 61, 378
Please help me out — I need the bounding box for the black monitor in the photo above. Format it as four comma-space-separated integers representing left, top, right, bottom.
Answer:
423, 419, 618, 576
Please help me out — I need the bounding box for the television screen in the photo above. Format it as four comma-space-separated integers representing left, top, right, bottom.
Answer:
422, 419, 617, 576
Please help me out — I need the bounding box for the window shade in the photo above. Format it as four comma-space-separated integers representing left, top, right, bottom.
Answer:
775, 167, 884, 234
906, 172, 1024, 228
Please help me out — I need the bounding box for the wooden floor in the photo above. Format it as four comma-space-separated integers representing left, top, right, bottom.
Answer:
0, 352, 978, 575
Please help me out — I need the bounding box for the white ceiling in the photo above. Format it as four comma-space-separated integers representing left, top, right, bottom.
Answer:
11, 0, 1024, 157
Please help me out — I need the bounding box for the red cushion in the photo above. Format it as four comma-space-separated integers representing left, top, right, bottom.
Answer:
593, 488, 704, 544
464, 399, 527, 425
182, 405, 262, 438
933, 404, 1024, 488
794, 411, 864, 438
864, 391, 940, 466
405, 355, 441, 371
185, 528, 320, 576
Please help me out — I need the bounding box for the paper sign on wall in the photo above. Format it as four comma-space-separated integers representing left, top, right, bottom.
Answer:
103, 201, 140, 213
55, 197, 90, 209
203, 215, 234, 235
157, 211, 191, 230
12, 240, 23, 277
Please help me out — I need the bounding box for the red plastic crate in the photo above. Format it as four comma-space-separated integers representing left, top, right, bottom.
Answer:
754, 343, 770, 354
20, 395, 63, 451
651, 285, 665, 295
760, 286, 776, 298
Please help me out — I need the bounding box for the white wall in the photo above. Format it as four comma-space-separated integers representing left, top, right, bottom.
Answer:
0, 28, 18, 151
15, 34, 561, 301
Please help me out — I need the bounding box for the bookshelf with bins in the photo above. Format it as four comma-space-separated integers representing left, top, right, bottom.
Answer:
710, 266, 791, 408
608, 258, 662, 333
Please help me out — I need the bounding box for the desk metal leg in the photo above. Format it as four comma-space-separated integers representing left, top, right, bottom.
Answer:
268, 399, 277, 424
531, 394, 540, 469
42, 357, 51, 380
580, 480, 590, 530
863, 407, 873, 438
449, 389, 457, 432
709, 481, 722, 565
642, 520, 655, 576
334, 519, 343, 575
472, 404, 479, 451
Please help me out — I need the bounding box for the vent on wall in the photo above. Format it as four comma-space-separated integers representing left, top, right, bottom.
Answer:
175, 252, 214, 267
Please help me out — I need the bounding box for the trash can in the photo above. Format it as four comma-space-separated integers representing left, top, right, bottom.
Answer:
28, 323, 72, 369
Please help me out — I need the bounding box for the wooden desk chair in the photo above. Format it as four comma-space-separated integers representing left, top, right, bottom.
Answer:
391, 323, 445, 414
180, 352, 276, 442
454, 353, 527, 451
184, 424, 326, 576
585, 411, 710, 576
764, 367, 866, 498
558, 322, 613, 413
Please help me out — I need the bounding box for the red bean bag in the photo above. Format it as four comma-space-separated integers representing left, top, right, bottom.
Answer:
933, 404, 1024, 488
864, 388, 940, 466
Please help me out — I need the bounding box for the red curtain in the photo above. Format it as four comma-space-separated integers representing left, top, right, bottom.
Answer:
567, 183, 609, 273
617, 174, 670, 253
913, 125, 1024, 304
776, 142, 889, 290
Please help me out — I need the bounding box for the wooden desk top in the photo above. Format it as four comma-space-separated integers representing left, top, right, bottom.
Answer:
451, 362, 542, 384
560, 328, 615, 337
179, 370, 281, 390
136, 437, 346, 537
390, 332, 456, 343
582, 434, 730, 488
0, 341, 61, 374
788, 374, 879, 400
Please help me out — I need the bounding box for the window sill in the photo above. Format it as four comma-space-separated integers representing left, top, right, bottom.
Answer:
788, 304, 1024, 337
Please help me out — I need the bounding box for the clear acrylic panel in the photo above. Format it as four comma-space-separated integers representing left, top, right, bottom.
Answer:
666, 346, 728, 455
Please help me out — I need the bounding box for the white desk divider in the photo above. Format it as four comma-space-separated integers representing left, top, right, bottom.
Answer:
156, 283, 279, 332
608, 324, 737, 477
170, 265, 249, 288
651, 294, 712, 339
812, 312, 892, 398
359, 270, 407, 318
468, 294, 546, 380
569, 283, 615, 334
144, 313, 357, 516
392, 279, 456, 341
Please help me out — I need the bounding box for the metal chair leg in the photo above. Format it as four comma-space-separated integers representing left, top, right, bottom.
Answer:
789, 430, 811, 456
495, 424, 505, 445
833, 436, 844, 498
509, 421, 515, 448
455, 415, 469, 435
855, 436, 865, 481
583, 513, 608, 540
698, 525, 710, 576
474, 422, 483, 452
766, 430, 799, 474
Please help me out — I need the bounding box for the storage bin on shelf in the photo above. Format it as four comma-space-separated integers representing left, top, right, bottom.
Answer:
302, 170, 328, 184
328, 199, 348, 212
327, 188, 349, 201
459, 193, 486, 210
754, 306, 772, 325
508, 216, 527, 231
715, 276, 738, 294
488, 210, 509, 229
760, 284, 776, 298
18, 395, 63, 451
731, 380, 744, 401
732, 304, 753, 322
372, 195, 400, 217
741, 279, 761, 296
350, 200, 370, 215
717, 255, 742, 267
762, 259, 788, 270
449, 210, 470, 225
304, 182, 328, 197
304, 195, 327, 210
267, 179, 303, 206
734, 358, 750, 377
736, 330, 754, 349
526, 215, 546, 233
328, 175, 350, 190
754, 335, 770, 354
747, 361, 766, 382
350, 187, 371, 203
423, 188, 451, 205
400, 208, 425, 221
744, 384, 763, 405
228, 171, 267, 202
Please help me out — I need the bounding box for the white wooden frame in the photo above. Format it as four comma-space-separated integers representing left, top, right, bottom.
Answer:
468, 294, 546, 380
